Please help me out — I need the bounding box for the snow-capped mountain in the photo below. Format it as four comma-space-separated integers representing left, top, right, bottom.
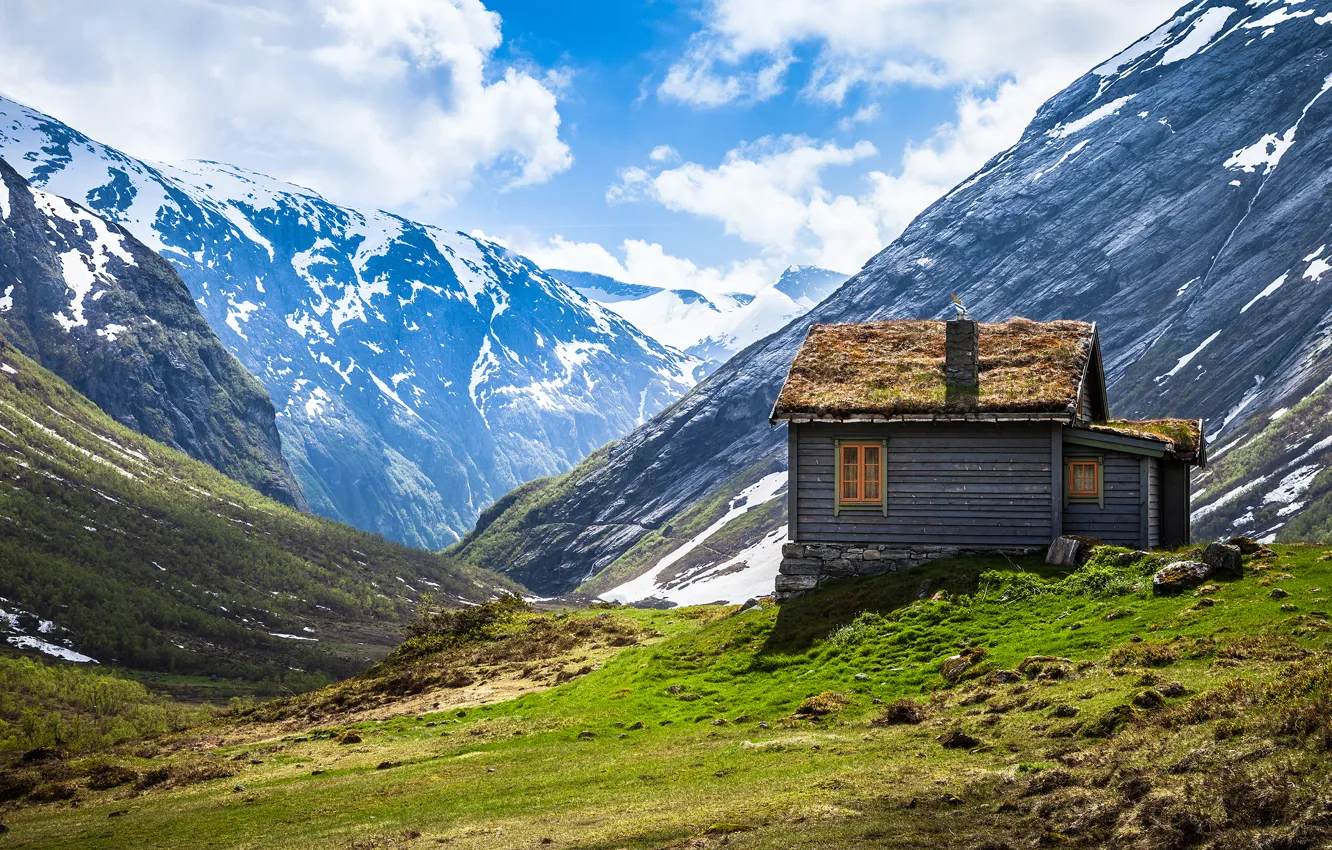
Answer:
0, 157, 303, 507
551, 265, 847, 376
0, 97, 697, 549
454, 0, 1332, 600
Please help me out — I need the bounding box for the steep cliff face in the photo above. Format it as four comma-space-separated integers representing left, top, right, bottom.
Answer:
0, 102, 697, 548
453, 0, 1332, 598
0, 158, 303, 507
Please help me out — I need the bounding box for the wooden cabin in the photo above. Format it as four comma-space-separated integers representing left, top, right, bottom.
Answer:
769, 317, 1205, 601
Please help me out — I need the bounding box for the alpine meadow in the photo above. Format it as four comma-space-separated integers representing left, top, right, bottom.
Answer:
4, 2, 1332, 849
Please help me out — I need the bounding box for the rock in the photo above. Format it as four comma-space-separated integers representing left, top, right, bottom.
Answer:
108, 810, 129, 818
577, 730, 596, 739
1271, 587, 1291, 599
711, 718, 728, 726
854, 673, 871, 681
1202, 543, 1243, 578
338, 733, 362, 745
0, 823, 8, 834
1153, 561, 1212, 596
937, 728, 981, 750
665, 684, 683, 694
627, 721, 645, 730
1115, 551, 1149, 567
1226, 536, 1262, 555
1046, 536, 1082, 566
375, 761, 401, 770
1132, 690, 1165, 710
233, 785, 246, 793
738, 598, 761, 613
940, 647, 988, 683
758, 721, 770, 729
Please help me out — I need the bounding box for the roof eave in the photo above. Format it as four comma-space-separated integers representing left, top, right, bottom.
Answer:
771, 411, 1079, 424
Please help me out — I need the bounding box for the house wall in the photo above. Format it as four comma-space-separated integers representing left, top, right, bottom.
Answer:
792, 421, 1055, 548
1061, 444, 1146, 547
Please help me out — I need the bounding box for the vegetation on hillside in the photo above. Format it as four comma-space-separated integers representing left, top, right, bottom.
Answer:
6, 544, 1332, 847
1194, 378, 1332, 542
0, 339, 520, 687
0, 657, 211, 756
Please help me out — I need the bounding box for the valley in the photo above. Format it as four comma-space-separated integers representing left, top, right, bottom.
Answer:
4, 544, 1332, 848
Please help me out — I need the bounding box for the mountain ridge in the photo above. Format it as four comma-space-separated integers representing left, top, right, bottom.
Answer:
0, 156, 304, 507
452, 0, 1332, 600
0, 102, 698, 548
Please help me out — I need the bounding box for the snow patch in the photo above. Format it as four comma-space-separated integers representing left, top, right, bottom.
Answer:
1156, 330, 1222, 382
1240, 273, 1288, 313
1048, 96, 1137, 139
1263, 464, 1320, 506
1159, 7, 1237, 65
600, 472, 787, 605
7, 635, 97, 663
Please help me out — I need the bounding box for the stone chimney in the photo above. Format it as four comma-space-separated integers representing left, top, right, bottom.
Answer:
945, 318, 979, 388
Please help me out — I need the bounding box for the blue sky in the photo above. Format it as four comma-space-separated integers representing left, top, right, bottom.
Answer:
0, 0, 1185, 293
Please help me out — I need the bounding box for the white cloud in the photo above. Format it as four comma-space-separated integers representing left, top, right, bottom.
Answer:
493, 233, 776, 296
0, 0, 571, 213
609, 136, 879, 270
632, 0, 1185, 275
661, 0, 1185, 107
837, 103, 880, 132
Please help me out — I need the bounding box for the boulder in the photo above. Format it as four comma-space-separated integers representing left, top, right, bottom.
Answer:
1271, 587, 1290, 600
1202, 543, 1243, 578
1152, 561, 1211, 596
1226, 536, 1262, 555
1046, 536, 1082, 566
940, 647, 988, 683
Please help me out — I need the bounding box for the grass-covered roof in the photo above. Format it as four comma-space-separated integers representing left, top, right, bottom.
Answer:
772, 318, 1095, 420
1089, 419, 1205, 459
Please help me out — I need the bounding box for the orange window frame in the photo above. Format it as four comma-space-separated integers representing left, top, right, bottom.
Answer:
1067, 458, 1102, 503
838, 441, 883, 506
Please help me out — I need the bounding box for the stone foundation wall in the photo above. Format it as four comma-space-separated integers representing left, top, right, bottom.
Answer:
775, 542, 1041, 602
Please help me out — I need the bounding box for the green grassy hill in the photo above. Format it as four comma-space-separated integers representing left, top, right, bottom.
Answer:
0, 337, 521, 690
5, 543, 1332, 848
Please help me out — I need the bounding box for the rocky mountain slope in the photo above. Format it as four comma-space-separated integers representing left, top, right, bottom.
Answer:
0, 158, 302, 507
553, 265, 847, 376
0, 336, 516, 684
0, 100, 697, 549
454, 0, 1332, 600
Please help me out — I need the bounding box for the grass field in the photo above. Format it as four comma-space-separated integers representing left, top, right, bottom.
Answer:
4, 543, 1332, 849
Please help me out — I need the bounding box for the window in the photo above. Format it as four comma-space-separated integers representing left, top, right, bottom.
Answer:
1069, 461, 1099, 497
838, 442, 883, 506
1065, 458, 1103, 507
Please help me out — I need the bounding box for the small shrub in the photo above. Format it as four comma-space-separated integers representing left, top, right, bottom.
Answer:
794, 691, 851, 717
84, 761, 139, 791
872, 699, 925, 726
1081, 704, 1138, 738
1107, 641, 1180, 668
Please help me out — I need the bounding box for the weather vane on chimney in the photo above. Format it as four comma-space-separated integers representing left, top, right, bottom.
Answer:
949, 293, 969, 320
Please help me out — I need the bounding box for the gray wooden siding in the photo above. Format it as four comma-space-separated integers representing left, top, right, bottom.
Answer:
1063, 446, 1143, 546
1148, 457, 1161, 548
795, 422, 1054, 546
